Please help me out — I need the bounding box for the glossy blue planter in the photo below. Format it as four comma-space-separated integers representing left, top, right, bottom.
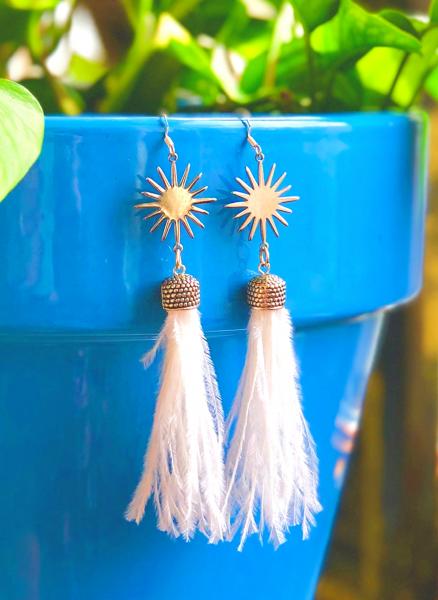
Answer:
0, 114, 428, 600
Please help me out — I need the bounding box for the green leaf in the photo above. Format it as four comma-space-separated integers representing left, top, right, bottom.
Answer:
0, 79, 44, 202
155, 13, 215, 81
67, 54, 108, 88
0, 4, 30, 44
356, 47, 404, 98
312, 0, 422, 57
290, 0, 340, 32
379, 9, 421, 39
430, 0, 438, 25
392, 27, 438, 106
0, 0, 59, 8
426, 65, 438, 99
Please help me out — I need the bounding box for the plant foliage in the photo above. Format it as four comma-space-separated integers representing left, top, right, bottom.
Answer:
0, 0, 436, 114
0, 78, 44, 201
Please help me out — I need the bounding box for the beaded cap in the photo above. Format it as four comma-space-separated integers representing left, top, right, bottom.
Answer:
161, 273, 200, 310
247, 274, 286, 309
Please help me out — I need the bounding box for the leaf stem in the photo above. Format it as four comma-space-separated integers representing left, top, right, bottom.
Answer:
381, 52, 409, 110
304, 28, 315, 109
405, 67, 434, 109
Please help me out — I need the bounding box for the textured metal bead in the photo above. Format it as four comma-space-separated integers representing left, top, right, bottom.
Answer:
247, 274, 286, 309
161, 273, 200, 310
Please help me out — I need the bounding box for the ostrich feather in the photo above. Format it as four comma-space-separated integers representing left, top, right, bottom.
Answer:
125, 309, 225, 543
224, 307, 321, 550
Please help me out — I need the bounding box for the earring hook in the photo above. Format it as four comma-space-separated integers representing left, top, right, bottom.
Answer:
160, 111, 178, 162
238, 112, 264, 162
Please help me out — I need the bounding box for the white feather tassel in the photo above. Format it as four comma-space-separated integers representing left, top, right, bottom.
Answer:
225, 307, 321, 550
126, 308, 225, 543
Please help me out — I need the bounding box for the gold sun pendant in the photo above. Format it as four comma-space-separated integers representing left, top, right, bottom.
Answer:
135, 161, 215, 241
226, 161, 299, 242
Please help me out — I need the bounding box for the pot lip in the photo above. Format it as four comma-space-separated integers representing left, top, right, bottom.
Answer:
43, 110, 427, 128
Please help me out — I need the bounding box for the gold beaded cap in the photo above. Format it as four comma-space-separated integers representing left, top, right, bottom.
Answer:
247, 273, 286, 309
161, 273, 200, 310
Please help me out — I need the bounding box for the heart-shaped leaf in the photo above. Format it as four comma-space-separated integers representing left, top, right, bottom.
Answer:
312, 0, 422, 57
291, 0, 340, 32
0, 79, 44, 202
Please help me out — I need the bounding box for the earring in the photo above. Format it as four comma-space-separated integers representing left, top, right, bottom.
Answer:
126, 114, 225, 543
224, 117, 321, 550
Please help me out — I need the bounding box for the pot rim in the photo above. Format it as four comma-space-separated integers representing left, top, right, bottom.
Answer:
43, 110, 427, 127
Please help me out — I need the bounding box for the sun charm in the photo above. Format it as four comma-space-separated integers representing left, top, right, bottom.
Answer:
226, 162, 299, 241
135, 161, 215, 241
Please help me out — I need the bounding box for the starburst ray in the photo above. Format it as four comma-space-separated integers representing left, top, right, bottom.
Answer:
187, 213, 204, 228
272, 172, 286, 191
135, 202, 160, 209
245, 166, 257, 188
191, 198, 215, 205
281, 196, 300, 203
235, 177, 253, 194
226, 201, 247, 209
144, 210, 161, 220
191, 186, 208, 198
187, 173, 202, 191
260, 219, 267, 241
150, 215, 166, 233
273, 211, 288, 226
180, 164, 190, 187
277, 185, 292, 195
277, 205, 292, 214
191, 206, 209, 215
157, 166, 171, 189
181, 217, 194, 238
232, 191, 249, 200
239, 214, 254, 231
234, 208, 250, 219
249, 218, 259, 240
146, 178, 165, 193
267, 216, 279, 237
161, 219, 172, 240
266, 164, 276, 186
141, 191, 160, 199
171, 162, 178, 186
258, 161, 264, 186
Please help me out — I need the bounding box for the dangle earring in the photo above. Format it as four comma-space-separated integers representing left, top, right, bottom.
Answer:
126, 114, 225, 543
224, 118, 322, 550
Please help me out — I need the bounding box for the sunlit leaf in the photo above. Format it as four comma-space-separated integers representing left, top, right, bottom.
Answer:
312, 0, 422, 57
425, 65, 438, 99
155, 13, 216, 81
211, 43, 249, 102
392, 27, 438, 106
0, 0, 59, 8
67, 54, 108, 88
0, 79, 44, 202
356, 46, 404, 97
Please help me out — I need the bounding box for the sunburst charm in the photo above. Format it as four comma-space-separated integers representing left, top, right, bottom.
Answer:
135, 161, 215, 241
226, 162, 299, 241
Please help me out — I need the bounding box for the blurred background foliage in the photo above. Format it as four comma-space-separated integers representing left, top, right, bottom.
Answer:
317, 106, 438, 600
0, 0, 437, 114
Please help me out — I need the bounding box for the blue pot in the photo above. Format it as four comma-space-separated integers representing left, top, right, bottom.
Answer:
0, 114, 428, 600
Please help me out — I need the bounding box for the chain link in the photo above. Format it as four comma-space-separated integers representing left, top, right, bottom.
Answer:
258, 242, 271, 274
